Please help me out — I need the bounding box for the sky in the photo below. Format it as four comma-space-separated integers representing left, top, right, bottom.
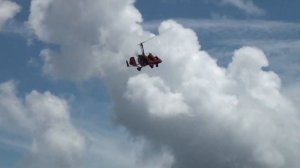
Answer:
0, 0, 300, 168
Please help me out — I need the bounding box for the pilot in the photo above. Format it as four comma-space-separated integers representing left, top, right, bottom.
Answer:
148, 53, 155, 61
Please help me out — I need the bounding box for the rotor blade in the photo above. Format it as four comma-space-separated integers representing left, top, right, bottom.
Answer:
138, 28, 171, 45
141, 35, 156, 44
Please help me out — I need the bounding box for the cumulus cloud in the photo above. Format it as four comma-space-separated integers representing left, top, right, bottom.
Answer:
221, 0, 265, 15
120, 22, 300, 168
0, 81, 85, 168
28, 0, 147, 80
0, 0, 20, 30
27, 0, 300, 168
142, 18, 300, 85
82, 128, 174, 168
126, 74, 189, 116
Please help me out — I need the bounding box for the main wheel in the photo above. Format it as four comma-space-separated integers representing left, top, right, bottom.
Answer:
137, 67, 141, 71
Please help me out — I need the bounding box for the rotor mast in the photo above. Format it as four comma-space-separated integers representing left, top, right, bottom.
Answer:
137, 30, 170, 56
139, 43, 145, 56
139, 35, 156, 56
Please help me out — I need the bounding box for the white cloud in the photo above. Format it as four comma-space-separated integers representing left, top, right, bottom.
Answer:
120, 22, 300, 167
27, 0, 300, 168
0, 81, 85, 168
142, 18, 300, 85
81, 127, 174, 168
28, 0, 146, 80
283, 83, 300, 112
0, 0, 20, 30
221, 0, 265, 15
126, 74, 189, 116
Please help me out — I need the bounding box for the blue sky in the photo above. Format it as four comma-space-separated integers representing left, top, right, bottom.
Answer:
0, 0, 300, 168
136, 0, 300, 21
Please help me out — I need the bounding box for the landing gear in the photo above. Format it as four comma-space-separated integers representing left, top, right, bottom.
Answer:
150, 65, 154, 68
156, 64, 158, 67
137, 67, 141, 71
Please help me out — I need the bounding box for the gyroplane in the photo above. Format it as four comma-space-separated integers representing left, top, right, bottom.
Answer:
126, 37, 162, 71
